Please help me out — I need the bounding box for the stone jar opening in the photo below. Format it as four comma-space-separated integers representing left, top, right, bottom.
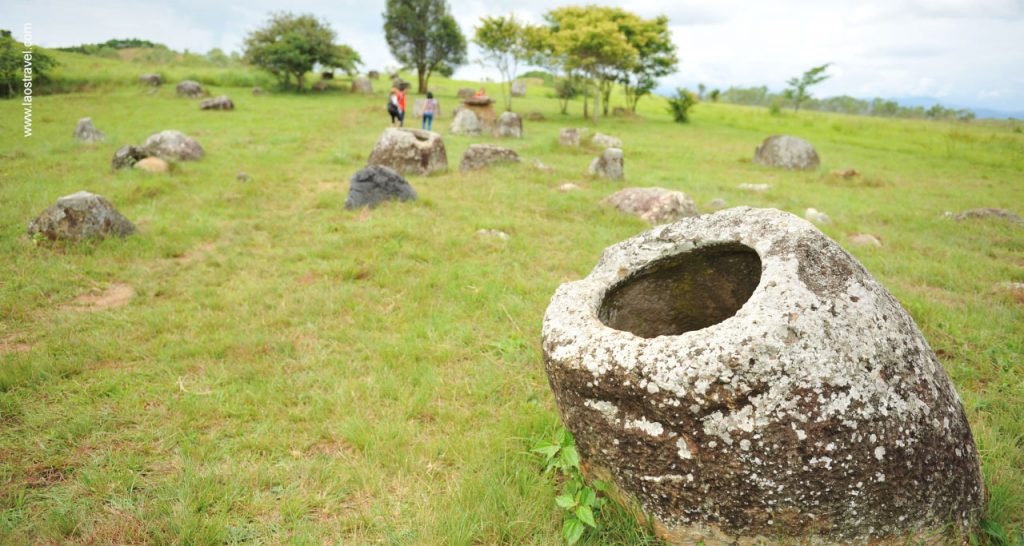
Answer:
599, 242, 762, 338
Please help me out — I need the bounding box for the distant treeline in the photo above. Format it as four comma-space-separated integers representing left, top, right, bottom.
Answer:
57, 38, 162, 54
713, 85, 976, 122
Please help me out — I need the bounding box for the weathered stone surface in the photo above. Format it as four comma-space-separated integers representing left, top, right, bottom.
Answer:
560, 128, 582, 146
133, 157, 170, 173
557, 182, 582, 192
139, 73, 162, 86
708, 198, 728, 210
738, 183, 770, 192
73, 117, 104, 142
459, 144, 520, 171
111, 145, 147, 170
367, 128, 448, 176
849, 233, 882, 247
367, 70, 380, 80
511, 80, 527, 97
604, 187, 698, 224
943, 208, 1023, 225
457, 87, 476, 100
496, 112, 523, 138
176, 80, 203, 98
141, 130, 205, 161
199, 96, 234, 110
542, 207, 985, 545
527, 111, 545, 121
592, 132, 623, 149
588, 148, 624, 180
462, 95, 494, 107
804, 207, 832, 225
27, 191, 135, 241
450, 109, 483, 136
476, 228, 510, 240
753, 135, 820, 170
533, 160, 554, 173
237, 172, 250, 182
345, 165, 417, 209
252, 87, 266, 96
351, 77, 373, 94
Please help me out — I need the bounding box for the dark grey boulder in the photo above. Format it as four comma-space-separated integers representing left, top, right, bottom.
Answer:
73, 117, 104, 142
27, 191, 135, 241
199, 96, 234, 110
176, 80, 203, 98
111, 145, 147, 170
345, 165, 417, 209
542, 207, 985, 545
139, 74, 162, 86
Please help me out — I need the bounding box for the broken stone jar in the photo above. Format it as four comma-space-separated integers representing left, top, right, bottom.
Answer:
541, 207, 985, 545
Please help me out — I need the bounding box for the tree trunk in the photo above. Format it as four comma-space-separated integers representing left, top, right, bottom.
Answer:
417, 67, 426, 94
583, 85, 589, 119
296, 73, 304, 91
592, 82, 599, 125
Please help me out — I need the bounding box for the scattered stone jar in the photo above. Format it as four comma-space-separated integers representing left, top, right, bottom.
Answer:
541, 207, 985, 545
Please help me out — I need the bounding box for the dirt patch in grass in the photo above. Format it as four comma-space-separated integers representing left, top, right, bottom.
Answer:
296, 271, 319, 286
173, 242, 217, 264
25, 464, 70, 488
0, 334, 32, 354
63, 284, 134, 312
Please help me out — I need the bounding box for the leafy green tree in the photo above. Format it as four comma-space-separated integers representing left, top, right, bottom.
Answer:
383, 0, 467, 94
1, 30, 57, 99
784, 63, 830, 112
544, 6, 637, 124
243, 12, 360, 91
473, 15, 533, 111
616, 14, 677, 113
709, 88, 720, 102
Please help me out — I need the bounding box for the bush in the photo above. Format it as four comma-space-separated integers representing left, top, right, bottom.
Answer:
666, 88, 696, 123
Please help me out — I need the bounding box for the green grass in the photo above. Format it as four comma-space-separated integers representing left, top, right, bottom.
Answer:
1, 57, 1022, 544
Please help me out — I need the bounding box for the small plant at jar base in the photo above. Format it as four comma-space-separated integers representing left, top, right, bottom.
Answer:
667, 88, 697, 123
533, 427, 609, 544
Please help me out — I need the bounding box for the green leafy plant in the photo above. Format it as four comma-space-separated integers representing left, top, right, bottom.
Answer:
666, 88, 696, 123
533, 428, 609, 544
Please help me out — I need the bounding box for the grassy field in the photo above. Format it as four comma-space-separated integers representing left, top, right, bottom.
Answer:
1, 51, 1022, 544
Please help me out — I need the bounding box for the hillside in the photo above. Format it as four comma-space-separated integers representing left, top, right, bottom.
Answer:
1, 55, 1022, 544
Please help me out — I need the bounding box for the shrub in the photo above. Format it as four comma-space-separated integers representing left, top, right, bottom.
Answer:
666, 87, 696, 123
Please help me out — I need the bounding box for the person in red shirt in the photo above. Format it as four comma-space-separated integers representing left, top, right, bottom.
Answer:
397, 87, 407, 127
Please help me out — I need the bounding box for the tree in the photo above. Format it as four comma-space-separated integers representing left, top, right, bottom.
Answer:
383, 0, 467, 94
784, 63, 830, 112
617, 14, 677, 113
543, 6, 637, 124
1, 30, 57, 99
474, 15, 533, 111
667, 88, 696, 123
243, 12, 360, 91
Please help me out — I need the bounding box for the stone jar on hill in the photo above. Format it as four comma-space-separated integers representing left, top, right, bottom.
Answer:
753, 135, 820, 170
458, 144, 520, 171
367, 128, 448, 176
542, 207, 985, 545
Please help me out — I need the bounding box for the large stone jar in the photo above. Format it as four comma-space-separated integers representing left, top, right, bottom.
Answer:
541, 207, 985, 545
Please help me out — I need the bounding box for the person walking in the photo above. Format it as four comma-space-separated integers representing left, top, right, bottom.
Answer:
387, 88, 401, 127
397, 87, 407, 127
421, 92, 439, 131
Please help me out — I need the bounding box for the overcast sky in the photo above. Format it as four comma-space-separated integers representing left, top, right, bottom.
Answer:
3, 0, 1023, 111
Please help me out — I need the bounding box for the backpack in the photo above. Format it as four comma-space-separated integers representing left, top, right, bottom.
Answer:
387, 97, 399, 115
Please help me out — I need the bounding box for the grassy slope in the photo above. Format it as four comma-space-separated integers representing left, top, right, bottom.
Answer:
1, 52, 1022, 544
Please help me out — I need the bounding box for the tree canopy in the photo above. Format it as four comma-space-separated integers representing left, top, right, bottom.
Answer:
473, 15, 534, 111
784, 63, 831, 112
531, 6, 677, 122
384, 0, 467, 94
243, 12, 361, 91
1, 30, 57, 99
